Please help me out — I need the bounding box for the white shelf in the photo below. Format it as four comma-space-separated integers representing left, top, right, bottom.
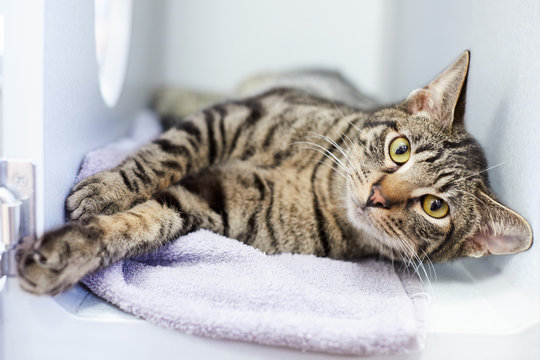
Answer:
3, 261, 539, 360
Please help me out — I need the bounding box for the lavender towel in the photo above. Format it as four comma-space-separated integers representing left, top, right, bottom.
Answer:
79, 111, 429, 356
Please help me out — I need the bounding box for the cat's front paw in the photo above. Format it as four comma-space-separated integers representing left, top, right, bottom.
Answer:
17, 223, 103, 295
65, 171, 135, 221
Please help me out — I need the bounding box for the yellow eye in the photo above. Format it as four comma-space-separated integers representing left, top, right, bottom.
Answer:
422, 195, 449, 218
389, 137, 411, 164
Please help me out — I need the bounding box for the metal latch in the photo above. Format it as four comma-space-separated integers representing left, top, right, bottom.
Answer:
0, 159, 36, 276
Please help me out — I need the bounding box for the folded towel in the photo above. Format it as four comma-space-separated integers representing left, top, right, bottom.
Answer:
80, 111, 429, 356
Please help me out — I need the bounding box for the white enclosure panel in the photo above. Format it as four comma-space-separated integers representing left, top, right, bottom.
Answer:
160, 0, 394, 102
43, 0, 165, 230
2, 0, 45, 235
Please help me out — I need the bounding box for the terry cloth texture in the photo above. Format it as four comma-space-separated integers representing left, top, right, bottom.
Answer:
80, 111, 429, 356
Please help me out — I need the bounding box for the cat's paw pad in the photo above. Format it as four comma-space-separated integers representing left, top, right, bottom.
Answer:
17, 223, 102, 295
65, 172, 130, 221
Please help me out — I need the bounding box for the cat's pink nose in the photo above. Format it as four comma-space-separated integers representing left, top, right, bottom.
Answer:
366, 184, 389, 208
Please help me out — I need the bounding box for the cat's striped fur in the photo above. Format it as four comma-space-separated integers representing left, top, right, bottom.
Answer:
18, 51, 532, 295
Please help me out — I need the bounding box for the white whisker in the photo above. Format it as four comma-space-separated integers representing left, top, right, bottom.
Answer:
382, 222, 434, 293
457, 162, 505, 183
454, 188, 489, 206
329, 98, 346, 118
307, 131, 355, 170
290, 141, 352, 175
419, 248, 437, 280
307, 160, 349, 179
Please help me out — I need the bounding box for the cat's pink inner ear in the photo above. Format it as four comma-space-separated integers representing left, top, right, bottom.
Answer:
404, 51, 470, 128
405, 88, 433, 115
468, 229, 532, 257
465, 191, 533, 258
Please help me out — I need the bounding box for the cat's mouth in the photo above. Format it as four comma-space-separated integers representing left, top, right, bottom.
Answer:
347, 197, 393, 245
349, 196, 366, 215
347, 177, 391, 212
349, 190, 384, 214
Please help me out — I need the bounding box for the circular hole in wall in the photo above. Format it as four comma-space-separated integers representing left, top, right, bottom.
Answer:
94, 0, 133, 107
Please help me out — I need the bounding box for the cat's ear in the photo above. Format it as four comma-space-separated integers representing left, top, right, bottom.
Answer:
464, 191, 533, 258
403, 51, 470, 128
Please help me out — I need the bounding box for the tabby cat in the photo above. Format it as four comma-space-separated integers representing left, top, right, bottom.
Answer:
18, 51, 532, 295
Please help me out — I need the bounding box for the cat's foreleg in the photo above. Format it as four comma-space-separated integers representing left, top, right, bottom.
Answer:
65, 110, 228, 221
19, 184, 225, 295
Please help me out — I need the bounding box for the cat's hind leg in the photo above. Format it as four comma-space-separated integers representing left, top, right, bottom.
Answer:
18, 184, 226, 295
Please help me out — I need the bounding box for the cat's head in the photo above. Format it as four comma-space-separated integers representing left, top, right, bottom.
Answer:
346, 51, 533, 262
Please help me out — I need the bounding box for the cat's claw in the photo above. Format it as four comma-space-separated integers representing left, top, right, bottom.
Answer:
17, 223, 103, 295
65, 171, 131, 221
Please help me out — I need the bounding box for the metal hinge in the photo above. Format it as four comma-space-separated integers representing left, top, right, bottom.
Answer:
0, 159, 36, 276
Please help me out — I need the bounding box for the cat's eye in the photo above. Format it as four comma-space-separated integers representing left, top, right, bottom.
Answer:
389, 137, 411, 164
422, 195, 449, 218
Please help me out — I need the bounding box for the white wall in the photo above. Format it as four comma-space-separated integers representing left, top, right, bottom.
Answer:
2, 0, 45, 235
160, 0, 393, 101
388, 0, 540, 304
42, 0, 165, 230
